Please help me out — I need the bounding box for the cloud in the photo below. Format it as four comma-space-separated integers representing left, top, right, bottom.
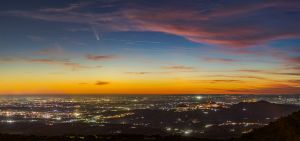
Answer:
28, 58, 91, 71
5, 5, 130, 32
6, 0, 300, 47
95, 81, 110, 85
34, 44, 69, 61
225, 84, 300, 94
0, 57, 18, 62
27, 44, 97, 71
285, 57, 300, 63
62, 62, 91, 71
288, 80, 300, 84
238, 69, 265, 73
86, 54, 117, 61
208, 75, 267, 80
192, 79, 243, 84
276, 72, 300, 76
239, 69, 300, 76
1, 44, 100, 71
287, 66, 300, 71
203, 57, 236, 63
100, 38, 162, 44
215, 80, 242, 83
162, 65, 197, 72
126, 72, 151, 75
26, 35, 47, 42
39, 2, 90, 13
213, 80, 242, 83
29, 59, 57, 63
78, 82, 88, 85
123, 1, 300, 47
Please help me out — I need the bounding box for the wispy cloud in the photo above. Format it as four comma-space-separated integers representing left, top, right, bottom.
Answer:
210, 80, 243, 83
207, 75, 267, 80
78, 82, 88, 85
225, 84, 300, 94
126, 72, 151, 75
100, 38, 162, 44
287, 66, 300, 71
28, 58, 91, 71
29, 58, 57, 63
39, 2, 90, 13
86, 54, 117, 61
239, 69, 300, 76
285, 57, 300, 63
191, 79, 243, 84
288, 80, 300, 84
26, 35, 47, 42
34, 44, 67, 61
162, 65, 197, 72
95, 81, 110, 85
0, 57, 18, 62
203, 57, 237, 63
123, 1, 300, 47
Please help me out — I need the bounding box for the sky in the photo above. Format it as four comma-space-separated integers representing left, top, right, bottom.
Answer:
0, 0, 300, 94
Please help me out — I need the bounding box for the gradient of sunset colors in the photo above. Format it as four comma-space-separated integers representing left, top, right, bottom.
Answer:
0, 0, 300, 94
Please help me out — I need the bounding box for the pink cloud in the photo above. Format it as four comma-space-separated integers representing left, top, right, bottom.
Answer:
286, 57, 300, 63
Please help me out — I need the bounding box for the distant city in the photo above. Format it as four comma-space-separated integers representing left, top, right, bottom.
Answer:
0, 95, 299, 139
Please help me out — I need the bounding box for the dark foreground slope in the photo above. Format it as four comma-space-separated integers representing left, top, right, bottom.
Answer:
236, 110, 300, 141
0, 134, 217, 141
0, 110, 300, 141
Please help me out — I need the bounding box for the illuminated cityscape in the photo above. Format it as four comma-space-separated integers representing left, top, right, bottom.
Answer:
0, 95, 299, 138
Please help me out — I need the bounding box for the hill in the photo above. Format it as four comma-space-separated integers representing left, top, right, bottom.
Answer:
236, 110, 300, 141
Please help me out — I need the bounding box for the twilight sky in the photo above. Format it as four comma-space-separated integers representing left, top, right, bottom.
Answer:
0, 0, 300, 94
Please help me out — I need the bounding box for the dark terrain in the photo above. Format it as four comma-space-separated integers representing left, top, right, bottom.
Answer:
0, 101, 300, 141
236, 110, 300, 141
0, 101, 299, 138
0, 110, 300, 141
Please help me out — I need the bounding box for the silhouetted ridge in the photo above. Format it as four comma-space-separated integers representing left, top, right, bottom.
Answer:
207, 100, 300, 123
237, 110, 300, 141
